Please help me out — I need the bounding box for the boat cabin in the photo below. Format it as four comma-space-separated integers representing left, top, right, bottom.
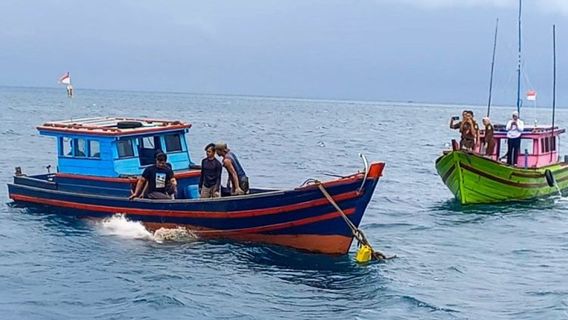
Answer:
37, 117, 195, 177
479, 125, 565, 168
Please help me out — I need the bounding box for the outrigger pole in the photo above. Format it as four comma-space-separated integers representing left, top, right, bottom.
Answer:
486, 18, 499, 117
516, 0, 522, 115
551, 24, 557, 161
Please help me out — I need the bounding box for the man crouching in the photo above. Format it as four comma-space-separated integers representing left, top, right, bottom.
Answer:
129, 152, 177, 200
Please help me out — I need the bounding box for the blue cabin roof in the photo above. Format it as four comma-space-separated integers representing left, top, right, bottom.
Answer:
37, 117, 195, 177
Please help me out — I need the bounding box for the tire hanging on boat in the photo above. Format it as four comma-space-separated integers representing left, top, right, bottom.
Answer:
117, 121, 143, 129
544, 169, 556, 187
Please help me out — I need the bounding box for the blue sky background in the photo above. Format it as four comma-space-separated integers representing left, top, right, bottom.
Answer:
1, 0, 567, 105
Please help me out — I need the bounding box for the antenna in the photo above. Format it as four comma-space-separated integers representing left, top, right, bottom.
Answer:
486, 18, 499, 117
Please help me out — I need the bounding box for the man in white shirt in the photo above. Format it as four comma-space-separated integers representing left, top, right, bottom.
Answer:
506, 111, 524, 165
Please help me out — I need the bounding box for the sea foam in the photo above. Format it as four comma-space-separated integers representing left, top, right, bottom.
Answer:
98, 214, 197, 243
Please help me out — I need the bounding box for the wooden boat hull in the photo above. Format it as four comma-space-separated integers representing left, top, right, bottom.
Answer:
435, 151, 568, 204
8, 163, 385, 255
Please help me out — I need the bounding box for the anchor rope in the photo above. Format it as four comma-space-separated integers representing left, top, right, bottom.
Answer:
315, 182, 388, 261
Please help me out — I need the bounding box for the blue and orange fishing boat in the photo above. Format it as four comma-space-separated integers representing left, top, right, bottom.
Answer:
7, 117, 385, 255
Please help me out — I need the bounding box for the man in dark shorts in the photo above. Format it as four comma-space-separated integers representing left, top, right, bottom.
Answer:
215, 142, 249, 195
199, 143, 222, 198
129, 152, 177, 200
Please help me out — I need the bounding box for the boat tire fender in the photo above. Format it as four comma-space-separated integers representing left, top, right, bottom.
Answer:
544, 169, 556, 187
117, 121, 143, 129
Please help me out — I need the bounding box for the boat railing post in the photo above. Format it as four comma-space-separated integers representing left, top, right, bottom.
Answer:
524, 149, 528, 168
358, 153, 369, 193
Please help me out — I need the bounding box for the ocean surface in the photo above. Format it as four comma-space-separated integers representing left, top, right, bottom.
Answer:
1, 86, 567, 319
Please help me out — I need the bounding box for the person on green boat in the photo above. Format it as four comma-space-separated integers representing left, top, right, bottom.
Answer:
506, 111, 524, 165
482, 117, 495, 156
466, 110, 480, 149
450, 110, 477, 151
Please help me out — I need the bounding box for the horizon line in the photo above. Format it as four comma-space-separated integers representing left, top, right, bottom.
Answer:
0, 84, 565, 110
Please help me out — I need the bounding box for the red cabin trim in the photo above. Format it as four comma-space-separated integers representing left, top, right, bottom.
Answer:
37, 117, 192, 137
38, 124, 191, 137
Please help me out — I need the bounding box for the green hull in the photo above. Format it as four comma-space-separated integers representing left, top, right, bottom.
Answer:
435, 151, 568, 204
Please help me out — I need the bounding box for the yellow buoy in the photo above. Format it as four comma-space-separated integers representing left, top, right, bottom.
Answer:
355, 244, 373, 263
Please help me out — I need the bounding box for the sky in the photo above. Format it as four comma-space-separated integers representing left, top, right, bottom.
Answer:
0, 0, 567, 106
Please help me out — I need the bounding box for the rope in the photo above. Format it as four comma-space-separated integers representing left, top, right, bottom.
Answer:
316, 182, 389, 261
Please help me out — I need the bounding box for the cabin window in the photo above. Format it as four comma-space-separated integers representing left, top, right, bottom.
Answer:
117, 139, 134, 158
138, 136, 163, 166
165, 134, 182, 152
89, 140, 100, 158
140, 136, 160, 149
542, 137, 557, 153
74, 139, 87, 157
60, 137, 73, 157
520, 139, 533, 155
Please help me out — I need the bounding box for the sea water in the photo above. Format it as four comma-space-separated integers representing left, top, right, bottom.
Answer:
1, 86, 568, 319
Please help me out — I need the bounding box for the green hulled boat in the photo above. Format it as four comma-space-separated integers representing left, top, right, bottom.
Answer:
437, 0, 568, 204
436, 126, 567, 204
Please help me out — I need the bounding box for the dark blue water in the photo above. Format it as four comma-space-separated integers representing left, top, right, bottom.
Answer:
1, 86, 568, 319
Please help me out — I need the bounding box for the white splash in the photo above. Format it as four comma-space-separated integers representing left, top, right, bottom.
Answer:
97, 214, 197, 243
98, 214, 154, 240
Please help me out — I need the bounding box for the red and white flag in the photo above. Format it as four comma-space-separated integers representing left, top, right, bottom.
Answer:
58, 72, 71, 85
526, 90, 537, 101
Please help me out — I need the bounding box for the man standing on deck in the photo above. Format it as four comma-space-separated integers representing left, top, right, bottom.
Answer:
215, 142, 249, 195
129, 152, 177, 199
506, 111, 524, 166
199, 143, 222, 198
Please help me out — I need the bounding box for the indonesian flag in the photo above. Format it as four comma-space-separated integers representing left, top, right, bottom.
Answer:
58, 72, 71, 85
527, 90, 537, 101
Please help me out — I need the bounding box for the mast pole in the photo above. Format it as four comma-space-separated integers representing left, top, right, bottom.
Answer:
551, 24, 556, 161
516, 0, 522, 115
487, 18, 499, 117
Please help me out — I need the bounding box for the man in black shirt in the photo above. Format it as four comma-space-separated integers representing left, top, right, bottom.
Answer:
199, 143, 222, 198
129, 152, 177, 200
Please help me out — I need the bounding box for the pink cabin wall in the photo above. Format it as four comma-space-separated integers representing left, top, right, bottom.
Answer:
478, 136, 559, 168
